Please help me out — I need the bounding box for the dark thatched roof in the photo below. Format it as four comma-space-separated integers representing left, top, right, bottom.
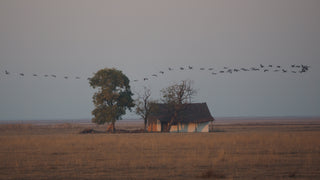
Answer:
149, 103, 214, 124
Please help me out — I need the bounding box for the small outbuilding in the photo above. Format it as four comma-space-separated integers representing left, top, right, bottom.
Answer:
148, 103, 214, 133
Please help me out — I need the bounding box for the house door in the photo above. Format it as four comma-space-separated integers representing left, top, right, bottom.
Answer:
161, 122, 169, 132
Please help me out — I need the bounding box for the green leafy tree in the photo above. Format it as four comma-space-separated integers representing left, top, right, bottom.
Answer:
161, 80, 197, 132
89, 68, 134, 132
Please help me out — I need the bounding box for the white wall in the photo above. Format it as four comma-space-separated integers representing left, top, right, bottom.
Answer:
170, 122, 209, 133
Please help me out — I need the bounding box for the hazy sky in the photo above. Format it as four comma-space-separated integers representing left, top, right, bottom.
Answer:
0, 0, 319, 120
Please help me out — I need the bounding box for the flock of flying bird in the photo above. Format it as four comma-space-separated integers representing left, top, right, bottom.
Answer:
0, 64, 310, 83
1, 68, 84, 80
134, 64, 310, 82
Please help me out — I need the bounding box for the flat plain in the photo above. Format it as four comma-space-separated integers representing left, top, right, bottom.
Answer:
0, 118, 319, 179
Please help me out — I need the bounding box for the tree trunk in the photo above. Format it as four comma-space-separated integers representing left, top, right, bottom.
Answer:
144, 118, 147, 132
112, 121, 116, 133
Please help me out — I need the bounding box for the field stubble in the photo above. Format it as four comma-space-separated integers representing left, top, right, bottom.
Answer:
0, 120, 320, 179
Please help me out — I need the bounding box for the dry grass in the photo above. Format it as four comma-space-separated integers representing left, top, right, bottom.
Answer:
0, 120, 320, 179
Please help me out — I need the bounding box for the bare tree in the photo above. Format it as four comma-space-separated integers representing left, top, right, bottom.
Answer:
160, 80, 197, 132
135, 87, 157, 132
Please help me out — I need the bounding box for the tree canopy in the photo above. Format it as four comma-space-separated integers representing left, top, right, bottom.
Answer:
160, 80, 197, 132
89, 68, 134, 132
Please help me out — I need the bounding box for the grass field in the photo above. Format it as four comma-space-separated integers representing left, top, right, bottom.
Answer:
0, 119, 320, 179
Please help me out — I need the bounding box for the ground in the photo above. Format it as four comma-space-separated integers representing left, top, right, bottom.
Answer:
0, 118, 319, 179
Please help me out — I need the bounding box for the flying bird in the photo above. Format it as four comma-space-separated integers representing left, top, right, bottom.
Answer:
19, 73, 24, 76
159, 71, 164, 74
143, 78, 148, 81
64, 76, 68, 79
250, 67, 259, 71
152, 74, 158, 77
33, 74, 38, 76
301, 65, 309, 71
188, 66, 193, 70
208, 68, 213, 71
51, 75, 56, 78
168, 67, 173, 71
260, 64, 264, 68
180, 67, 184, 70
5, 70, 9, 75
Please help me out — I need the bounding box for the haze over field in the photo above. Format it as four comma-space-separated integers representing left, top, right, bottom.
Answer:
0, 0, 320, 120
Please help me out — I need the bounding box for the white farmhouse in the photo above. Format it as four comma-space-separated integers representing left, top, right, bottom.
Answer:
148, 103, 214, 133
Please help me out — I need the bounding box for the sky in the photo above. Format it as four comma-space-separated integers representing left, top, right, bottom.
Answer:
0, 0, 319, 120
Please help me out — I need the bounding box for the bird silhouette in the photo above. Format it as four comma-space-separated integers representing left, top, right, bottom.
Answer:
260, 64, 264, 68
33, 74, 38, 76
143, 78, 148, 81
233, 69, 239, 72
168, 67, 173, 71
159, 71, 164, 74
227, 69, 232, 73
264, 69, 269, 72
301, 65, 309, 71
180, 67, 184, 70
5, 70, 9, 75
268, 65, 273, 67
19, 73, 24, 76
250, 67, 259, 71
51, 75, 56, 78
188, 66, 193, 70
152, 74, 158, 77
282, 69, 287, 73
64, 76, 68, 79
208, 68, 213, 71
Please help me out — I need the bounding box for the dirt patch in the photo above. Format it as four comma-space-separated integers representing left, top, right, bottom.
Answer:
79, 128, 100, 134
80, 128, 146, 134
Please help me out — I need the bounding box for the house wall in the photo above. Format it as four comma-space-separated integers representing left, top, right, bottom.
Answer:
148, 120, 210, 133
148, 120, 161, 132
170, 121, 210, 133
